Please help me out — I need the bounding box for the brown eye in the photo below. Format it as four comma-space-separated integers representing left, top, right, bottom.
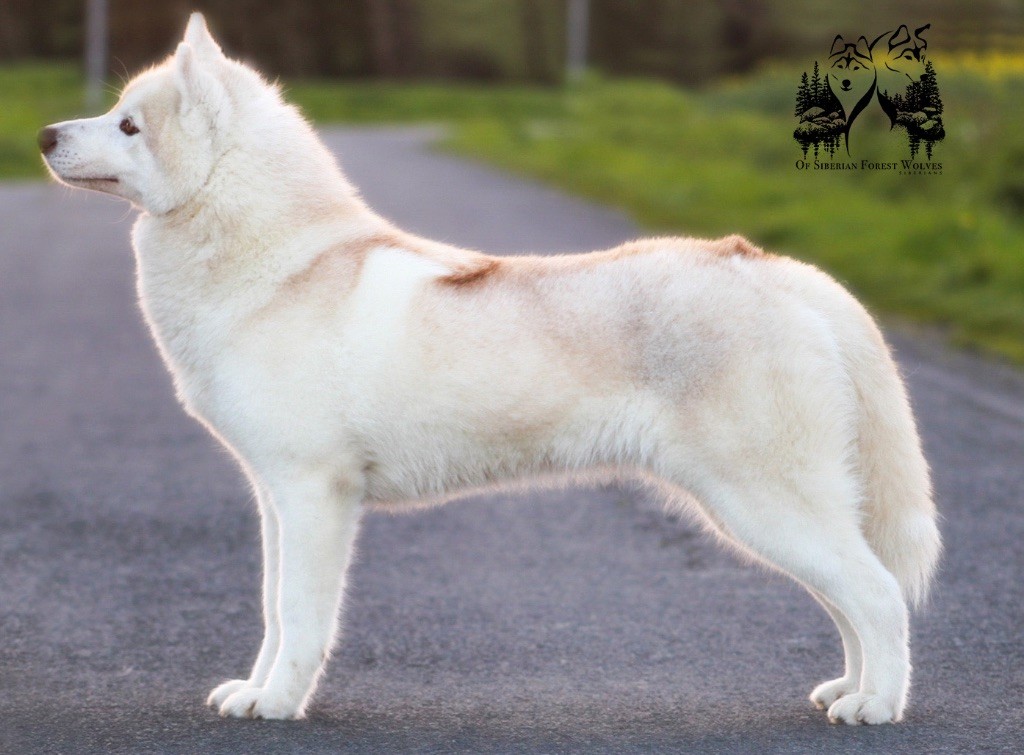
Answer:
120, 117, 139, 136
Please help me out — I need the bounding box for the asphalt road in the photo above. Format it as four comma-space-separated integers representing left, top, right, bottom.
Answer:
1, 127, 1022, 754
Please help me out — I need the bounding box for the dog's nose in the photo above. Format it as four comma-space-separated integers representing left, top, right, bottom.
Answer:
842, 79, 851, 88
38, 126, 59, 155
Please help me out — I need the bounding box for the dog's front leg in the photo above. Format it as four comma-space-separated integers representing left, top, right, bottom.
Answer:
207, 483, 281, 708
218, 471, 363, 719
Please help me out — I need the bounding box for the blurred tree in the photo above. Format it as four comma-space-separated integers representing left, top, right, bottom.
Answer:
521, 0, 553, 83
3, 0, 1024, 84
363, 0, 422, 77
587, 0, 775, 84
367, 0, 398, 75
0, 0, 81, 60
719, 0, 771, 73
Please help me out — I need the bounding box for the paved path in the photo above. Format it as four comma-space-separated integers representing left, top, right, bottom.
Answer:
1, 127, 1022, 753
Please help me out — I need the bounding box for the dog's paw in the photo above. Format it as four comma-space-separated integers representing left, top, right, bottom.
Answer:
218, 686, 304, 720
810, 676, 859, 710
827, 692, 901, 725
207, 679, 253, 708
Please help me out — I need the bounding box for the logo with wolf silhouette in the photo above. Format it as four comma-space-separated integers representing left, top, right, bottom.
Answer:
794, 24, 944, 159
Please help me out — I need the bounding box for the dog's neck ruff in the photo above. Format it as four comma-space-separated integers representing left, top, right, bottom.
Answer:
156, 144, 238, 220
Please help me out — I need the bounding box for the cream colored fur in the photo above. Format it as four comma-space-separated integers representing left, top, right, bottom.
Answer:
41, 13, 940, 725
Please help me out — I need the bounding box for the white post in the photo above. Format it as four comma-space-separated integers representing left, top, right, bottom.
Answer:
566, 0, 589, 82
84, 0, 108, 109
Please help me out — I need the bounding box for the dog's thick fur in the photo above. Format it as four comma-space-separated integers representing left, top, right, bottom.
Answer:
41, 14, 940, 725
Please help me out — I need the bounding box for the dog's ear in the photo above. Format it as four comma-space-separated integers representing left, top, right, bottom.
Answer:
830, 35, 846, 56
914, 23, 930, 48
183, 12, 225, 62
888, 25, 911, 50
855, 36, 872, 61
173, 42, 230, 125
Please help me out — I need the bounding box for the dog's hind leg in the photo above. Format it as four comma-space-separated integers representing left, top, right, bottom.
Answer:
807, 589, 863, 710
207, 480, 282, 708
218, 468, 363, 719
667, 462, 910, 725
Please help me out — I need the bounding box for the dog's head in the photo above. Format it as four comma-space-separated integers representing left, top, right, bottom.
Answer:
39, 14, 272, 214
872, 24, 929, 94
826, 35, 875, 118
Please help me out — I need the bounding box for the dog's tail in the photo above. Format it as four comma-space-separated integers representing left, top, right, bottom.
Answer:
838, 299, 941, 607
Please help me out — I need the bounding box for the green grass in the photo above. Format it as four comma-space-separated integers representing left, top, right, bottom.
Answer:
4, 62, 1024, 361
287, 79, 563, 124
0, 64, 93, 178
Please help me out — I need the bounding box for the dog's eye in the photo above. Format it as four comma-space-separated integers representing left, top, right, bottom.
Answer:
119, 117, 140, 136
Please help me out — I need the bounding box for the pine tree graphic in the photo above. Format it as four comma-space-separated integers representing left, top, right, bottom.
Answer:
795, 71, 809, 118
889, 59, 945, 158
793, 61, 844, 158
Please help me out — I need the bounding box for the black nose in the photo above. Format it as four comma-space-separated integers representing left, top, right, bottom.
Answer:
38, 126, 59, 155
842, 79, 851, 88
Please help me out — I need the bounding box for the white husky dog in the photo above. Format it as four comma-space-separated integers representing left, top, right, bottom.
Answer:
40, 14, 939, 725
